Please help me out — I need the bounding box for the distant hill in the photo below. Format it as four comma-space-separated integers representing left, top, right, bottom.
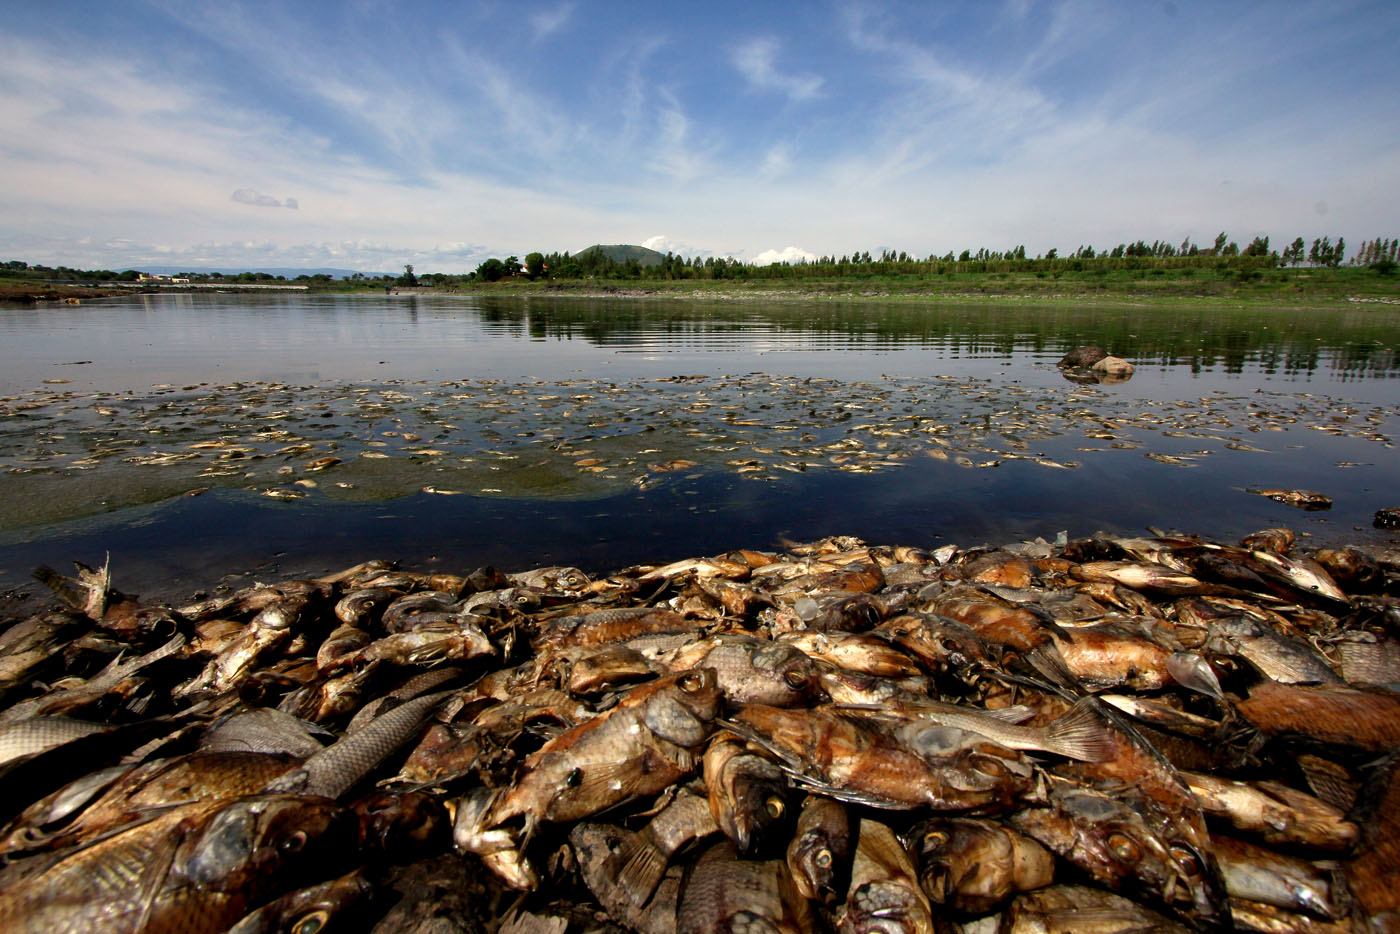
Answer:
126, 266, 377, 279
574, 244, 668, 267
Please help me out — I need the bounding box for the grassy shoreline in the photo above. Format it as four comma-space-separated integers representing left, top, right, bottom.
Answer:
5, 266, 1399, 308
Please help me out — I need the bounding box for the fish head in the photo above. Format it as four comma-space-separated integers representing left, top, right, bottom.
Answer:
1048, 789, 1227, 922
643, 668, 722, 746
722, 758, 792, 855
178, 795, 355, 895
903, 724, 1036, 805
910, 818, 1004, 905
787, 797, 852, 905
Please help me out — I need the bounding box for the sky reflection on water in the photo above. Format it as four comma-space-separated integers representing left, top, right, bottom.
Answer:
1, 293, 1397, 609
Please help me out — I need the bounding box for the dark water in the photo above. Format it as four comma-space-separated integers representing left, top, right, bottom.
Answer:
2, 292, 1398, 609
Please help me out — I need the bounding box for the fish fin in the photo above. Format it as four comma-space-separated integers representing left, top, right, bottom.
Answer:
614, 834, 669, 905
977, 704, 1037, 724
1025, 643, 1086, 700
31, 565, 91, 610
1044, 697, 1117, 762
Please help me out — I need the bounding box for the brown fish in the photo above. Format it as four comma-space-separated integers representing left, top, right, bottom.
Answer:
0, 794, 355, 934
1237, 680, 1400, 750
838, 819, 933, 934
910, 816, 1054, 913
490, 669, 722, 829
724, 705, 1036, 811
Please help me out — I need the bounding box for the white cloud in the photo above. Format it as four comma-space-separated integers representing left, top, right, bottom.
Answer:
752, 246, 818, 265
731, 38, 823, 101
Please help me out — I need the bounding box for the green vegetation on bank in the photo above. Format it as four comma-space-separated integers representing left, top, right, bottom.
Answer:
4, 233, 1398, 305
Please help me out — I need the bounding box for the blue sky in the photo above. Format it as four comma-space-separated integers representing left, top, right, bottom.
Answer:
2, 0, 1397, 272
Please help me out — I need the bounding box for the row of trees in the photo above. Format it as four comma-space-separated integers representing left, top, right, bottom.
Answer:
4, 230, 1395, 287
448, 231, 1390, 284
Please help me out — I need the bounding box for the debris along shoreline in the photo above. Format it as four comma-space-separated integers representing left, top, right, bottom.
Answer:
3, 372, 1397, 533
3, 527, 1400, 933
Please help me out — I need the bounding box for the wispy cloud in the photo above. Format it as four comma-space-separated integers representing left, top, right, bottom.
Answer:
530, 2, 576, 40
731, 38, 824, 101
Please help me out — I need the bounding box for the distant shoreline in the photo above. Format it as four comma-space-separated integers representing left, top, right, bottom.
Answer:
5, 272, 1398, 309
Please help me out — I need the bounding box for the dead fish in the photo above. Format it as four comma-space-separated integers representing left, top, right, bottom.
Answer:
1251, 489, 1332, 511
0, 794, 356, 934
779, 630, 922, 680
678, 841, 811, 934
1010, 781, 1223, 927
1000, 884, 1191, 934
0, 716, 110, 767
910, 816, 1054, 914
266, 689, 454, 799
837, 819, 934, 934
847, 695, 1115, 763
2, 751, 303, 855
1206, 617, 1342, 685
701, 732, 790, 855
1210, 833, 1338, 918
570, 821, 682, 934
665, 633, 823, 707
1178, 771, 1358, 854
489, 669, 722, 829
786, 794, 852, 906
1049, 623, 1176, 691
724, 705, 1036, 811
453, 787, 536, 891
225, 868, 376, 934
1239, 550, 1348, 605
612, 790, 718, 904
1237, 680, 1400, 750
1071, 561, 1222, 597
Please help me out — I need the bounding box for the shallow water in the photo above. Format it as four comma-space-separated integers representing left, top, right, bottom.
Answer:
2, 292, 1398, 610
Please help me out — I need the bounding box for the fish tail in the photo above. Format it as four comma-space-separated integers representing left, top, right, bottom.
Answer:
1044, 697, 1117, 762
615, 834, 669, 904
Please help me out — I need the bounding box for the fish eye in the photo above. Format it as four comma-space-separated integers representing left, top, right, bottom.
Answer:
293, 911, 330, 934
814, 848, 833, 869
783, 668, 808, 688
764, 797, 785, 820
1170, 845, 1200, 877
679, 673, 704, 693
566, 768, 583, 787
1108, 833, 1141, 864
280, 830, 309, 854
923, 830, 949, 850
972, 757, 1007, 778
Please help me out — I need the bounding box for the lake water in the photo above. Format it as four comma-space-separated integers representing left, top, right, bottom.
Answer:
2, 292, 1398, 610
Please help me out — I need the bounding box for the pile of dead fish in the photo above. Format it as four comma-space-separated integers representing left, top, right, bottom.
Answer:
1, 529, 1399, 934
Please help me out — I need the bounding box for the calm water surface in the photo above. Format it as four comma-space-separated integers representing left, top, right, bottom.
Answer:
2, 293, 1397, 609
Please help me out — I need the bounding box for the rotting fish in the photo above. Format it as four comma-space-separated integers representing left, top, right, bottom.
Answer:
610, 789, 719, 905
909, 816, 1055, 913
1210, 833, 1338, 919
677, 841, 811, 934
724, 704, 1037, 811
1237, 680, 1400, 750
786, 794, 852, 906
570, 821, 682, 934
701, 732, 791, 855
489, 669, 722, 830
1000, 884, 1191, 934
0, 794, 356, 934
837, 818, 934, 934
664, 633, 824, 707
844, 695, 1115, 763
